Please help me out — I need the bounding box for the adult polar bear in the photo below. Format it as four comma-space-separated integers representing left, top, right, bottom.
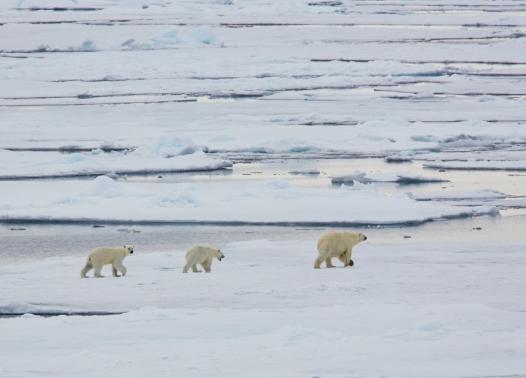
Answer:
183, 245, 224, 273
80, 245, 134, 278
315, 231, 367, 269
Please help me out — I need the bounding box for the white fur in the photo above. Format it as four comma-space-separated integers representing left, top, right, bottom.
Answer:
80, 245, 134, 278
183, 245, 224, 273
314, 231, 367, 269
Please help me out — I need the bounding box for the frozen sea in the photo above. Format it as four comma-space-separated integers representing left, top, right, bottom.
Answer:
1, 1, 526, 377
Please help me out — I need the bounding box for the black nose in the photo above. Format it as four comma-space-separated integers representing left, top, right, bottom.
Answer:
364, 236, 367, 241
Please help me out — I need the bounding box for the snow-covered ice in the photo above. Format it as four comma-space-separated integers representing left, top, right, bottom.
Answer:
410, 189, 507, 202
2, 0, 526, 376
409, 189, 526, 210
1, 1, 526, 160
1, 239, 526, 378
424, 160, 526, 171
0, 142, 231, 179
0, 176, 497, 225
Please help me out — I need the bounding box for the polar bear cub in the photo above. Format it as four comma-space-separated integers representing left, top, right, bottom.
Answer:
80, 245, 134, 278
315, 231, 367, 269
183, 245, 224, 273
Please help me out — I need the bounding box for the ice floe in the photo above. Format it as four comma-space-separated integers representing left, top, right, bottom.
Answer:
410, 189, 507, 202
0, 178, 497, 225
424, 160, 526, 171
0, 240, 525, 377
0, 141, 231, 179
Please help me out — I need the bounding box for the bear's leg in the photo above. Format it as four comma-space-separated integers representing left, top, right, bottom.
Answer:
114, 262, 127, 277
314, 256, 323, 269
345, 249, 353, 267
112, 262, 127, 277
191, 264, 201, 273
94, 264, 104, 278
183, 260, 192, 273
202, 259, 211, 273
80, 261, 93, 278
325, 258, 335, 268
341, 252, 352, 267
338, 249, 352, 267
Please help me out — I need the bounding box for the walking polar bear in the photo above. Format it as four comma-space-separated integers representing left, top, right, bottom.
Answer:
80, 245, 134, 278
183, 245, 224, 273
314, 231, 367, 269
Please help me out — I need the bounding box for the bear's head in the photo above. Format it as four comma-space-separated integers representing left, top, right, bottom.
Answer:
344, 232, 367, 245
215, 249, 225, 261
123, 245, 134, 255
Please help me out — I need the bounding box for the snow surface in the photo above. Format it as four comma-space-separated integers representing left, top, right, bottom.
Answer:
2, 0, 520, 226
409, 189, 526, 210
0, 176, 496, 225
1, 1, 526, 159
2, 1, 526, 376
424, 160, 526, 171
411, 189, 507, 202
1, 239, 526, 378
0, 144, 231, 179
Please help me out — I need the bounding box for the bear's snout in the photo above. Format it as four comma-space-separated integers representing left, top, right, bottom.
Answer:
363, 236, 367, 241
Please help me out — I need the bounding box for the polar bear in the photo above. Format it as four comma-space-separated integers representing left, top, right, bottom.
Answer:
314, 231, 367, 269
80, 245, 134, 278
183, 245, 224, 273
